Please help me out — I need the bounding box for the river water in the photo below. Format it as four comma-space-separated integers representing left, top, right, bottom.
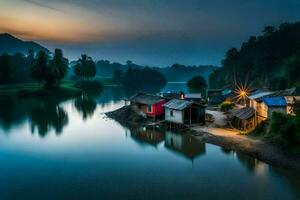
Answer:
0, 84, 299, 200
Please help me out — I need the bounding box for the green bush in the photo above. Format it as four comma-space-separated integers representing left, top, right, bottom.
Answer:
268, 112, 299, 147
220, 101, 234, 112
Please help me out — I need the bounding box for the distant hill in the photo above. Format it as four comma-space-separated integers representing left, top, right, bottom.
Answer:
95, 60, 218, 82
209, 21, 300, 89
0, 33, 50, 55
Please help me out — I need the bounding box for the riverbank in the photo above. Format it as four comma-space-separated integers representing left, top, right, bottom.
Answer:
190, 127, 300, 169
106, 106, 300, 170
0, 81, 82, 97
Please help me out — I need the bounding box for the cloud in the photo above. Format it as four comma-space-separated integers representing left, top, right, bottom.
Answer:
22, 0, 60, 11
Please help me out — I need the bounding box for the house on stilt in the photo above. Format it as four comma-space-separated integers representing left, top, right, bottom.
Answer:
163, 99, 206, 126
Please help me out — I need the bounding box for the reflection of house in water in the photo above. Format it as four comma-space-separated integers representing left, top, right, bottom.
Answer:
165, 131, 206, 161
130, 126, 164, 147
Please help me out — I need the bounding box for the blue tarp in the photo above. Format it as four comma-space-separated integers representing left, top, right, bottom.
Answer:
262, 97, 287, 107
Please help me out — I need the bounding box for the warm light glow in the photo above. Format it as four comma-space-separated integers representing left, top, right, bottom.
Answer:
234, 82, 250, 103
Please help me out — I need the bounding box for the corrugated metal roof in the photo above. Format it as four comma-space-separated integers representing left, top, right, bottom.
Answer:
130, 93, 165, 105
185, 93, 202, 99
262, 97, 287, 107
248, 91, 274, 100
163, 99, 193, 110
231, 107, 255, 120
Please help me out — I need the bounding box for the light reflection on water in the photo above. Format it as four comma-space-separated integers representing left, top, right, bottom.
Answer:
0, 85, 299, 200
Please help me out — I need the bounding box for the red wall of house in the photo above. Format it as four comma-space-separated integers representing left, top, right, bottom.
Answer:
147, 99, 167, 117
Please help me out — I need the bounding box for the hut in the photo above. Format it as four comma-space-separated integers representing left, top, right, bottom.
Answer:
130, 93, 167, 119
163, 99, 206, 125
230, 107, 255, 131
261, 97, 287, 119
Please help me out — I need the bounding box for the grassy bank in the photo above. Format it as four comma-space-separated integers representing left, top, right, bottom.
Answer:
0, 81, 82, 98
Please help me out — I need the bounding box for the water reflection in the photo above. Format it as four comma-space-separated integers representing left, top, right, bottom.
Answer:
129, 126, 164, 147
29, 100, 69, 137
165, 131, 206, 161
74, 95, 97, 121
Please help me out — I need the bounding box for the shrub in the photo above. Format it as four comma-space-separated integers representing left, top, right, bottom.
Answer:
220, 101, 234, 112
268, 112, 298, 146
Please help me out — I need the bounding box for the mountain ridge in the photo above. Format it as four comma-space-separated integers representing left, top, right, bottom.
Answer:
0, 33, 50, 55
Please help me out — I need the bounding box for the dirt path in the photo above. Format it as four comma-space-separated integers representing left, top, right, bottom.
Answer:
190, 109, 300, 169
206, 109, 228, 127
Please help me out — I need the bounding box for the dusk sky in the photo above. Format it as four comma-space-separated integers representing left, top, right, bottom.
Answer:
1, 0, 300, 66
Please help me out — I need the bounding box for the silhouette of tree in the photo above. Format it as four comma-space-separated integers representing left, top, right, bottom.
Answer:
74, 54, 96, 79
30, 51, 48, 85
284, 55, 300, 87
47, 49, 68, 87
0, 53, 14, 83
187, 75, 207, 96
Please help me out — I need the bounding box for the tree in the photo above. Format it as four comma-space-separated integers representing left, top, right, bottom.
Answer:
284, 55, 300, 87
263, 26, 276, 36
187, 75, 207, 96
47, 49, 68, 87
74, 54, 96, 79
27, 49, 35, 67
30, 51, 48, 84
0, 53, 14, 84
113, 69, 123, 83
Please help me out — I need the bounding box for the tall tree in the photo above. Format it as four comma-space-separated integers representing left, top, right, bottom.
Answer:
47, 49, 68, 87
187, 75, 207, 97
30, 51, 48, 84
74, 54, 96, 79
284, 55, 300, 87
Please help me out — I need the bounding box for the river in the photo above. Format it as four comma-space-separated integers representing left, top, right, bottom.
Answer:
0, 84, 299, 200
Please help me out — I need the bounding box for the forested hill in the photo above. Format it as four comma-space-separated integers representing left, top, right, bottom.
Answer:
209, 21, 300, 90
96, 60, 217, 82
0, 33, 50, 55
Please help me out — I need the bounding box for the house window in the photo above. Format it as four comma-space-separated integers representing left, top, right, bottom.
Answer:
170, 110, 174, 117
148, 105, 152, 113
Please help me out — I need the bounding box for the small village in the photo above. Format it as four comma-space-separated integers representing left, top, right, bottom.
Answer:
121, 86, 300, 133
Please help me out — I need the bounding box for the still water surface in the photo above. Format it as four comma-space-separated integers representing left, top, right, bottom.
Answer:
0, 85, 300, 200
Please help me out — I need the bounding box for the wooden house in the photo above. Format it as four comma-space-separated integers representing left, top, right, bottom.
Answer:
248, 91, 275, 123
260, 97, 287, 119
230, 107, 255, 131
130, 93, 167, 119
163, 99, 206, 125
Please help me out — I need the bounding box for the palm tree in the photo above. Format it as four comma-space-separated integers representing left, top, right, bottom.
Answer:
30, 51, 48, 85
47, 49, 68, 87
74, 54, 96, 79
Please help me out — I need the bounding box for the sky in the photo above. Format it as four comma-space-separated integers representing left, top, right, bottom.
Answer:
0, 0, 300, 66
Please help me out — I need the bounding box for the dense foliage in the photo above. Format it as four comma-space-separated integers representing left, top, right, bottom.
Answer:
187, 75, 207, 96
30, 49, 69, 87
209, 21, 300, 89
0, 52, 33, 84
253, 101, 300, 148
74, 55, 97, 79
115, 67, 166, 91
96, 60, 216, 81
